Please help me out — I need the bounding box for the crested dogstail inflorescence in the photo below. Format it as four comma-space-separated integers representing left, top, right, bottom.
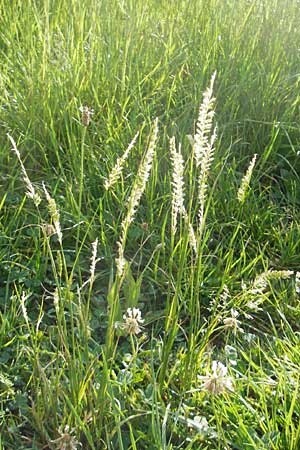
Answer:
105, 131, 139, 190
8, 134, 41, 207
170, 136, 185, 235
193, 72, 217, 232
116, 118, 158, 277
237, 153, 257, 203
42, 182, 63, 245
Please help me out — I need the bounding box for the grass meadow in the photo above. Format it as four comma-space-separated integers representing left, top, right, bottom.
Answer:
1, 0, 300, 448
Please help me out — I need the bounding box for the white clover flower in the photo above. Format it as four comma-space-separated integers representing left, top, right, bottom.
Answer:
223, 309, 244, 334
122, 307, 144, 335
49, 425, 81, 450
200, 361, 234, 394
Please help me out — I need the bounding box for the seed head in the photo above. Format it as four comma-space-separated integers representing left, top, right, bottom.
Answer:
42, 182, 62, 244
170, 137, 185, 235
115, 119, 158, 277
79, 105, 94, 126
296, 271, 300, 294
105, 131, 139, 190
90, 238, 98, 285
237, 154, 257, 203
8, 134, 41, 207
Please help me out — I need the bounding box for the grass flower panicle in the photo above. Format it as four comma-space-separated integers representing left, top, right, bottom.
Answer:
295, 271, 300, 294
90, 238, 98, 285
8, 134, 41, 207
170, 136, 185, 234
104, 131, 139, 190
125, 118, 158, 226
53, 288, 60, 315
237, 153, 257, 203
20, 291, 29, 326
200, 361, 234, 394
251, 269, 294, 294
121, 307, 144, 335
220, 284, 230, 306
42, 223, 56, 237
170, 136, 198, 253
192, 72, 217, 232
197, 125, 217, 232
194, 71, 217, 168
186, 219, 198, 254
115, 241, 126, 278
42, 182, 62, 244
116, 118, 158, 277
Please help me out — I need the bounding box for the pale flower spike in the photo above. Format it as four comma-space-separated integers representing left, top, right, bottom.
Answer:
295, 271, 300, 294
7, 134, 41, 207
105, 131, 139, 190
53, 288, 60, 315
42, 182, 62, 244
198, 125, 217, 232
90, 238, 98, 286
170, 137, 185, 235
251, 269, 294, 295
237, 153, 257, 203
116, 118, 158, 277
194, 71, 216, 168
192, 72, 217, 232
116, 241, 126, 278
20, 291, 29, 326
170, 136, 198, 255
186, 218, 198, 255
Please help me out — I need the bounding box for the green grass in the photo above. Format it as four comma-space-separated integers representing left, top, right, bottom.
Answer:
1, 0, 300, 448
